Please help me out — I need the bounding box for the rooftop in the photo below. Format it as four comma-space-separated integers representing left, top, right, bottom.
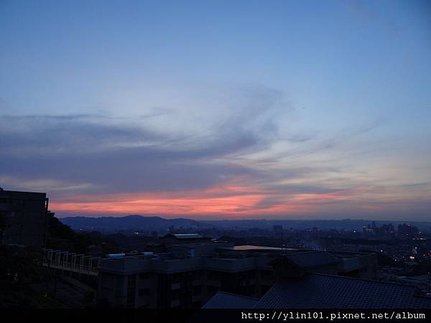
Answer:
202, 292, 258, 309
255, 274, 431, 309
0, 189, 47, 198
203, 273, 431, 309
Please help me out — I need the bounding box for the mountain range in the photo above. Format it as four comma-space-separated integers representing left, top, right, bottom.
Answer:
60, 215, 200, 233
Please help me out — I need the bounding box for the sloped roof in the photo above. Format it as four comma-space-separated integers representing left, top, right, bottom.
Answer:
203, 292, 258, 309
255, 274, 431, 309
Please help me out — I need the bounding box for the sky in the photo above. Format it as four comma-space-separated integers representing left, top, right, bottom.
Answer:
0, 0, 430, 220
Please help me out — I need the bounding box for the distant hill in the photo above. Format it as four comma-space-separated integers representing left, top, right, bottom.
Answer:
60, 215, 199, 233
60, 215, 431, 234
47, 212, 117, 253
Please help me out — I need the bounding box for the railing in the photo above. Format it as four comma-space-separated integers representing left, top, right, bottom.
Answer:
42, 249, 100, 276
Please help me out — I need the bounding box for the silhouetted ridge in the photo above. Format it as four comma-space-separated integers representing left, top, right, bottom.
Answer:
61, 215, 199, 232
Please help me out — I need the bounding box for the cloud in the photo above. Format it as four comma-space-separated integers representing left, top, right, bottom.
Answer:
0, 85, 290, 199
0, 175, 98, 192
1, 84, 429, 220
0, 113, 168, 156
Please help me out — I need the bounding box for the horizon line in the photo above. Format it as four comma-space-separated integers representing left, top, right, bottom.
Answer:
56, 213, 431, 223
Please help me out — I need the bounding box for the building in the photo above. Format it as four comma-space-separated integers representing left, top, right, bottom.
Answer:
97, 241, 274, 308
160, 233, 212, 245
255, 275, 431, 308
204, 257, 431, 309
204, 274, 431, 309
0, 189, 49, 248
96, 238, 377, 308
398, 224, 420, 239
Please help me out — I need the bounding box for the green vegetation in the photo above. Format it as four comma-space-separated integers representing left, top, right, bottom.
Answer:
0, 212, 118, 308
0, 245, 60, 308
46, 212, 117, 254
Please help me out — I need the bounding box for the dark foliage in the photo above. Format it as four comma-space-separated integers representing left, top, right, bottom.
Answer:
46, 212, 118, 254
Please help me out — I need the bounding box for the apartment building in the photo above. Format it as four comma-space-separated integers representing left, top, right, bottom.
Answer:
97, 240, 377, 308
0, 188, 49, 248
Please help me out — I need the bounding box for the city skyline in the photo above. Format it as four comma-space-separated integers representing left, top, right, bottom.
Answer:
1, 0, 430, 220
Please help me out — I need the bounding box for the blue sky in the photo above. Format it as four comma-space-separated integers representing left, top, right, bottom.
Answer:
0, 0, 430, 219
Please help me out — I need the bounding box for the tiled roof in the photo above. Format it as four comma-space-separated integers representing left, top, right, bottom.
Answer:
203, 292, 258, 309
255, 274, 431, 309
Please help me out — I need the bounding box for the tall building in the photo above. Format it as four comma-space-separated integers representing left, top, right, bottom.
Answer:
397, 224, 420, 239
0, 188, 49, 248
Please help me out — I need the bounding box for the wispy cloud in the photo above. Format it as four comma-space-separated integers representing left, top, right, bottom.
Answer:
0, 86, 285, 197
0, 176, 98, 192
1, 84, 430, 220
